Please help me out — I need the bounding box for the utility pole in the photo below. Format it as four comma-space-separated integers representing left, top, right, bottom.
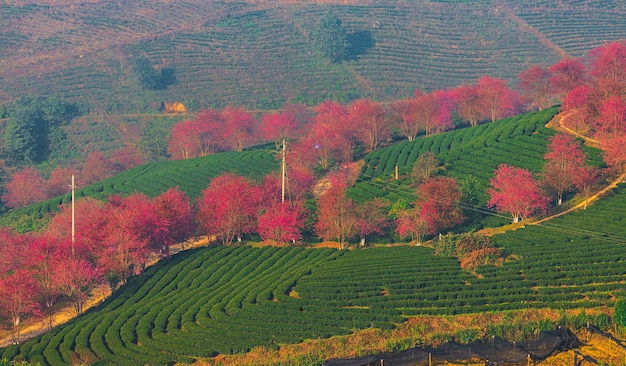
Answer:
281, 138, 286, 203
71, 174, 75, 255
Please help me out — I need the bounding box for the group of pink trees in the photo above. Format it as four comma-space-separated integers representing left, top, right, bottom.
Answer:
519, 41, 626, 176
3, 147, 145, 210
487, 132, 596, 222
0, 187, 194, 343
166, 78, 522, 169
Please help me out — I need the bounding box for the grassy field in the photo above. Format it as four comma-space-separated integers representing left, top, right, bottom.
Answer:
2, 1, 625, 111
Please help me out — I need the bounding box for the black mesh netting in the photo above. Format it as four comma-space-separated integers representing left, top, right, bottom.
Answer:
323, 327, 581, 366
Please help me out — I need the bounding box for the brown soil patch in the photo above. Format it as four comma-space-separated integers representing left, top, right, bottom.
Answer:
313, 241, 342, 249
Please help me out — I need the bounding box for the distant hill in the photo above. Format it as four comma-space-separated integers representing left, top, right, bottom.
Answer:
2, 1, 626, 111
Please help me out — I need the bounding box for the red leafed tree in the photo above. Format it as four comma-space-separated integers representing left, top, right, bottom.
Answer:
395, 207, 433, 245
600, 134, 626, 176
221, 106, 257, 152
353, 198, 389, 245
197, 173, 261, 246
168, 110, 224, 159
311, 101, 354, 168
27, 233, 62, 329
562, 84, 592, 133
45, 166, 79, 199
102, 194, 160, 283
416, 176, 464, 232
390, 98, 420, 141
257, 202, 305, 245
81, 151, 114, 185
413, 90, 454, 136
47, 197, 107, 257
487, 164, 550, 223
52, 254, 101, 315
0, 268, 41, 344
285, 164, 315, 202
0, 228, 18, 274
3, 167, 46, 209
261, 110, 299, 148
593, 95, 626, 137
588, 41, 626, 97
518, 65, 554, 111
476, 76, 520, 122
451, 83, 484, 127
542, 133, 590, 205
167, 119, 197, 159
153, 187, 195, 254
195, 108, 226, 154
349, 98, 391, 152
109, 146, 145, 174
548, 57, 588, 99
315, 173, 356, 249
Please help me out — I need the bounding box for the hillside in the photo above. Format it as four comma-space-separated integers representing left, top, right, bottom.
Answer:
2, 179, 626, 364
1, 108, 625, 364
2, 1, 626, 110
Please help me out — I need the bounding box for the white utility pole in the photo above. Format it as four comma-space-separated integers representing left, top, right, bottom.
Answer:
281, 138, 286, 203
71, 175, 75, 255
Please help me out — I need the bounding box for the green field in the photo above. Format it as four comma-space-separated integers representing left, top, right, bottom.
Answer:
2, 1, 625, 111
351, 107, 560, 205
2, 183, 625, 364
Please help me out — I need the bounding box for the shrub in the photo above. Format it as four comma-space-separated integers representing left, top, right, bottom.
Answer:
460, 247, 503, 271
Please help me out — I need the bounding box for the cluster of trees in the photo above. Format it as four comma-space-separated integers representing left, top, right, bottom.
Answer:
518, 41, 626, 175
2, 97, 79, 165
488, 132, 596, 223
166, 77, 522, 169
0, 187, 194, 343
130, 56, 175, 91
2, 147, 144, 210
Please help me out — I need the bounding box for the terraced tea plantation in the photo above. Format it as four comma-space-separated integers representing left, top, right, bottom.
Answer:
351, 107, 558, 206
0, 149, 278, 225
4, 1, 624, 110
3, 183, 625, 364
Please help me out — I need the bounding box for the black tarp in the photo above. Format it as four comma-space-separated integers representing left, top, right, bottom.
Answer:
323, 327, 581, 366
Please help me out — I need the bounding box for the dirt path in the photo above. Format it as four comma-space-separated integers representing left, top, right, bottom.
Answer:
0, 286, 112, 348
550, 110, 601, 147
531, 172, 625, 226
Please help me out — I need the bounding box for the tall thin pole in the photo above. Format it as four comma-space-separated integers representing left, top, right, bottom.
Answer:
71, 174, 75, 255
281, 138, 286, 203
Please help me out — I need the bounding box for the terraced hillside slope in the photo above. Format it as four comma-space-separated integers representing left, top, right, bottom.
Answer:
2, 1, 626, 110
2, 181, 625, 364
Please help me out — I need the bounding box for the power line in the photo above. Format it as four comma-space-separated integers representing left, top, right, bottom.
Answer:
355, 174, 626, 245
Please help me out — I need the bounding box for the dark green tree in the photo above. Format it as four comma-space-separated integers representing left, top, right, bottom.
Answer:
4, 106, 44, 163
311, 14, 348, 63
3, 97, 77, 165
131, 56, 162, 90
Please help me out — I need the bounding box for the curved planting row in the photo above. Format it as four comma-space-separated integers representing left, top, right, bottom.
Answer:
516, 9, 626, 57
0, 247, 398, 365
3, 184, 626, 364
0, 149, 278, 224
354, 108, 559, 204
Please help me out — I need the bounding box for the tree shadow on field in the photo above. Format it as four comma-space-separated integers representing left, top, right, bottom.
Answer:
346, 30, 374, 61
